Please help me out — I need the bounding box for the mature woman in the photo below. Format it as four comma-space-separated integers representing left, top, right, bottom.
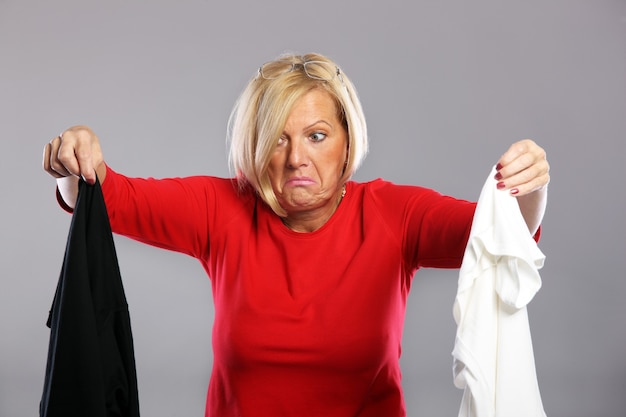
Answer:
43, 52, 549, 417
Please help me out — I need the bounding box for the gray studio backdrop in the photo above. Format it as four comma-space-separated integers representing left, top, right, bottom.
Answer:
1, 1, 625, 416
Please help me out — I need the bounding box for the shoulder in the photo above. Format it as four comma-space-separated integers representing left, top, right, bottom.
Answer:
174, 176, 257, 210
347, 178, 474, 223
349, 178, 444, 205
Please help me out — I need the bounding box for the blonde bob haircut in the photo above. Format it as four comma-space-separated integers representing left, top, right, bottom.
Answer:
227, 52, 368, 217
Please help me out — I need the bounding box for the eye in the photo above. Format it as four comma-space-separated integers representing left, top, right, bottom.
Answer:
309, 132, 327, 142
277, 135, 287, 146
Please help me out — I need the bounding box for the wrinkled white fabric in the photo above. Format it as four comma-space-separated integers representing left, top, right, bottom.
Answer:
452, 167, 547, 417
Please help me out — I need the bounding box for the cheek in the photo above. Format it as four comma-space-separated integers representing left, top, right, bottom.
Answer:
327, 145, 348, 174
317, 158, 345, 185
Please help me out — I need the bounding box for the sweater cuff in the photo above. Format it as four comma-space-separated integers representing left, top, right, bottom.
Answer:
56, 186, 74, 214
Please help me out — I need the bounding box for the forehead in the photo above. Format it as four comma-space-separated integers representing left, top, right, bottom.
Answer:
286, 88, 340, 123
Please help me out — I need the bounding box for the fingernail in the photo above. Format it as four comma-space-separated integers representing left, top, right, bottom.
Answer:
82, 175, 95, 185
497, 181, 506, 189
510, 188, 519, 195
496, 163, 503, 171
494, 172, 503, 181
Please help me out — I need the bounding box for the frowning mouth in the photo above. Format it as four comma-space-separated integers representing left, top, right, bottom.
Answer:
285, 177, 316, 187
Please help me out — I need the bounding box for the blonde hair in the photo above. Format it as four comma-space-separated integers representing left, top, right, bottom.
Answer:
227, 52, 368, 216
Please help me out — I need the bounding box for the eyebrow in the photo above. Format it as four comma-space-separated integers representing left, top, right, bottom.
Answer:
304, 120, 333, 130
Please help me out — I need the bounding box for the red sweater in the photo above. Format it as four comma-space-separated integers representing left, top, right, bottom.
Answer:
100, 165, 476, 417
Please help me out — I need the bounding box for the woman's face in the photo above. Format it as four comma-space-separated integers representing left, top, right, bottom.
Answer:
267, 88, 348, 218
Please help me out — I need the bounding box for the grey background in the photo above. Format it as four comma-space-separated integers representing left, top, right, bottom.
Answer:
1, 0, 624, 416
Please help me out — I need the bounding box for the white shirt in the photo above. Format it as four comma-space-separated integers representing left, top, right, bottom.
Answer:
452, 167, 547, 417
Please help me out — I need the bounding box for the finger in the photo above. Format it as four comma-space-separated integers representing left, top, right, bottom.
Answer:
496, 139, 541, 174
73, 135, 97, 184
69, 126, 101, 184
496, 140, 546, 179
54, 132, 82, 178
506, 171, 550, 197
42, 142, 63, 178
498, 152, 539, 184
500, 158, 547, 188
45, 136, 73, 178
496, 158, 550, 196
42, 141, 52, 173
494, 139, 549, 195
56, 129, 97, 184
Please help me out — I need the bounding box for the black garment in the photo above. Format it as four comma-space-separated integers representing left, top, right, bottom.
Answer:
40, 179, 140, 417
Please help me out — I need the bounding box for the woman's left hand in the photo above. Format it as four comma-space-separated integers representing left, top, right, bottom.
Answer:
494, 139, 550, 196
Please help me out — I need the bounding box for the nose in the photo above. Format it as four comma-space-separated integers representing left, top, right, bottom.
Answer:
286, 138, 308, 169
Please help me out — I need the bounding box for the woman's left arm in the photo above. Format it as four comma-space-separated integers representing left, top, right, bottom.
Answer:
494, 139, 550, 235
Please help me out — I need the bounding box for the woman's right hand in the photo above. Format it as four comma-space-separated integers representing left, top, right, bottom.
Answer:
43, 125, 106, 208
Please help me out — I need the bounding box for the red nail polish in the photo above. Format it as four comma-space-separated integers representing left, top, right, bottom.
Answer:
510, 188, 519, 195
496, 163, 503, 171
497, 181, 506, 189
494, 172, 503, 181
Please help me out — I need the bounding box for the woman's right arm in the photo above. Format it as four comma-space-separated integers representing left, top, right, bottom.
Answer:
42, 126, 107, 209
42, 125, 219, 259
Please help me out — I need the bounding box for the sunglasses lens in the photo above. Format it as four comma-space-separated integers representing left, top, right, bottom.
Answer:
259, 60, 294, 80
303, 61, 337, 81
